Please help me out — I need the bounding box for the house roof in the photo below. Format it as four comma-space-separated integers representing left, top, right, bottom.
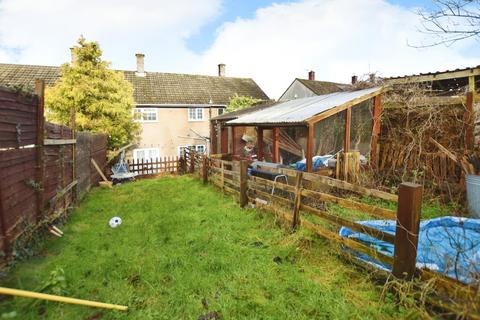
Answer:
211, 101, 276, 121
227, 87, 382, 127
296, 78, 351, 95
0, 63, 269, 105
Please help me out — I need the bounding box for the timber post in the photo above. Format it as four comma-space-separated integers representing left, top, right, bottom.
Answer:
392, 182, 423, 280
189, 151, 195, 173
202, 156, 209, 184
291, 171, 303, 229
239, 160, 248, 207
370, 95, 382, 168
34, 79, 45, 223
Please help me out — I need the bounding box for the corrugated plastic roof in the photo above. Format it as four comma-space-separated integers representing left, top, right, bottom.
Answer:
227, 87, 381, 126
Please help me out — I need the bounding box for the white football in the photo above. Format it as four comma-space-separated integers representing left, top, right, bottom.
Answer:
109, 216, 122, 228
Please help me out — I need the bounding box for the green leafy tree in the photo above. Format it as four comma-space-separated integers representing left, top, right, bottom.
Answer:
46, 37, 140, 149
226, 94, 262, 112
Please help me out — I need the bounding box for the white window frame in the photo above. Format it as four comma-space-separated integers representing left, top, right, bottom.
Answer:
134, 107, 158, 122
188, 107, 204, 122
133, 148, 160, 162
178, 145, 206, 156
218, 108, 226, 116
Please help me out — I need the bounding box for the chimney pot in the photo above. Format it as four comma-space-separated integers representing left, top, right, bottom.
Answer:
218, 63, 226, 77
70, 47, 77, 65
351, 75, 358, 85
136, 53, 145, 76
308, 70, 315, 81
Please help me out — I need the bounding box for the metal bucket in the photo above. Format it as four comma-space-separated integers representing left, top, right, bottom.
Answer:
466, 175, 480, 218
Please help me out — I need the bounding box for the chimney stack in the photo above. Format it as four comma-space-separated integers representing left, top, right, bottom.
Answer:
218, 63, 226, 77
136, 53, 145, 77
351, 75, 358, 85
70, 47, 77, 65
308, 70, 315, 81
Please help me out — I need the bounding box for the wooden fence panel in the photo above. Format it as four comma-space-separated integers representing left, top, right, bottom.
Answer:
0, 86, 108, 263
0, 88, 38, 149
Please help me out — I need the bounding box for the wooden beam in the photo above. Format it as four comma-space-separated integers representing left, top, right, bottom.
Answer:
90, 158, 109, 183
272, 127, 279, 163
465, 91, 474, 150
34, 80, 45, 223
231, 126, 236, 155
202, 156, 208, 184
344, 107, 352, 152
257, 127, 264, 160
291, 171, 303, 229
392, 183, 423, 280
307, 87, 384, 125
44, 139, 76, 145
239, 160, 248, 207
306, 125, 313, 172
370, 95, 381, 168
386, 67, 480, 84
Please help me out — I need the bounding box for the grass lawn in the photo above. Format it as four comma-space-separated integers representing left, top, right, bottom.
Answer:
0, 176, 410, 319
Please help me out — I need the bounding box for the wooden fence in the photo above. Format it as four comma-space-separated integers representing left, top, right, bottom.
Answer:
0, 83, 107, 263
200, 157, 479, 318
127, 156, 180, 176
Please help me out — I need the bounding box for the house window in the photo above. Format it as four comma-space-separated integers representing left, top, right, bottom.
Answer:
134, 108, 158, 122
188, 108, 203, 121
133, 148, 160, 162
218, 108, 226, 116
178, 145, 206, 156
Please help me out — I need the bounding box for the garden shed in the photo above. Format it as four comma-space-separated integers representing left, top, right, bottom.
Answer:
223, 87, 383, 176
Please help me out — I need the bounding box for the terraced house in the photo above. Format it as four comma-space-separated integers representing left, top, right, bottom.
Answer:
0, 54, 269, 159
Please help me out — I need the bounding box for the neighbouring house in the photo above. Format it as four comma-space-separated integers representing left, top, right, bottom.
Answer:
0, 54, 269, 161
278, 71, 351, 101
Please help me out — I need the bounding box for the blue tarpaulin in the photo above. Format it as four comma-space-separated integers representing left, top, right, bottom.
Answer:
339, 216, 480, 285
294, 155, 333, 172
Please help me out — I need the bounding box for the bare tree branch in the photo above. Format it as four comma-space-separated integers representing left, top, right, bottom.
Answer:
413, 0, 480, 47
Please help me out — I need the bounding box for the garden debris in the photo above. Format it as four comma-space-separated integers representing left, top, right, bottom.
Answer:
47, 226, 62, 238
198, 311, 221, 320
430, 138, 480, 175
273, 256, 283, 264
0, 286, 128, 311
91, 158, 112, 188
201, 297, 209, 310
108, 217, 122, 228
51, 225, 63, 236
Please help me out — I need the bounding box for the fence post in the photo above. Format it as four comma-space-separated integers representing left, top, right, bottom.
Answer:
220, 161, 225, 191
239, 160, 248, 207
392, 182, 423, 280
202, 156, 209, 184
190, 152, 195, 173
291, 172, 303, 229
34, 80, 45, 223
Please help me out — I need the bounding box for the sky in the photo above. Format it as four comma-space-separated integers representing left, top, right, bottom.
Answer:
0, 0, 478, 99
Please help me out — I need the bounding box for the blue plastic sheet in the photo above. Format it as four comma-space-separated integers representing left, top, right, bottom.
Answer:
294, 155, 333, 172
339, 216, 480, 285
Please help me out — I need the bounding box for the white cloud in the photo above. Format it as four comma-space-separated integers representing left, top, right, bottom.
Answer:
198, 0, 479, 98
0, 0, 477, 99
0, 0, 221, 71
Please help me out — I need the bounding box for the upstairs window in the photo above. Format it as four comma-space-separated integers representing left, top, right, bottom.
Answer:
188, 108, 203, 121
134, 108, 158, 122
218, 108, 226, 116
